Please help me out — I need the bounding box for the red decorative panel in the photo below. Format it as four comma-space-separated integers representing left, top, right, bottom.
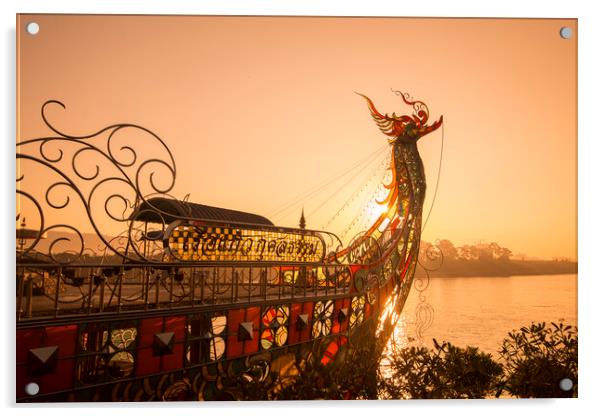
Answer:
136, 316, 186, 377
399, 253, 413, 284
288, 301, 313, 344
162, 316, 186, 370
320, 340, 338, 365
16, 325, 77, 399
348, 266, 362, 295
226, 307, 260, 359
331, 298, 351, 334
389, 217, 401, 231
136, 318, 162, 376
244, 307, 261, 356
320, 335, 349, 366
226, 309, 245, 358
364, 303, 374, 319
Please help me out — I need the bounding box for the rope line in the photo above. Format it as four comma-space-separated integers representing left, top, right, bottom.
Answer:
270, 144, 387, 220
319, 151, 390, 230
306, 149, 388, 220
413, 122, 444, 345
336, 160, 390, 240
421, 122, 445, 231
340, 184, 381, 240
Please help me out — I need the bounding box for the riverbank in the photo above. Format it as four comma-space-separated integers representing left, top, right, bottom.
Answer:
414, 259, 577, 278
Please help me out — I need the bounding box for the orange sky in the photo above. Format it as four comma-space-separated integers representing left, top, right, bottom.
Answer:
16, 15, 577, 260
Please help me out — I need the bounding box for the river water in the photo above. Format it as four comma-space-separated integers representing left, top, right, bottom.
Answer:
392, 274, 578, 355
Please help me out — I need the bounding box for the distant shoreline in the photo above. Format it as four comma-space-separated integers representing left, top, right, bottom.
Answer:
414, 259, 578, 278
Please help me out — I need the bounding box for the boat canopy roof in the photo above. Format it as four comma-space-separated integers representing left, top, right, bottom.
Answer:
132, 197, 274, 227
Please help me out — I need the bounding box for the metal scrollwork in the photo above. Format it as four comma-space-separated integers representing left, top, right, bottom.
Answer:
365, 273, 380, 305
16, 101, 350, 268
412, 243, 442, 342
418, 242, 444, 273
17, 100, 178, 264
343, 231, 383, 265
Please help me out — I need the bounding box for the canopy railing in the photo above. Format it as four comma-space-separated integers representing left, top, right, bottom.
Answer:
16, 261, 356, 322
15, 100, 399, 324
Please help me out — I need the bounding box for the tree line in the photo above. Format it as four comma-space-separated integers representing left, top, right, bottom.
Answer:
421, 239, 514, 262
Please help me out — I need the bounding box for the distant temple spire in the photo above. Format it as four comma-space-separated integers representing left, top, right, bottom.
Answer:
299, 208, 306, 230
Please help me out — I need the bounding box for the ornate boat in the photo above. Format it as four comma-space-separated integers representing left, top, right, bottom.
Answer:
16, 92, 442, 401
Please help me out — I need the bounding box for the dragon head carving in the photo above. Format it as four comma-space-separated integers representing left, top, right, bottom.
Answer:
357, 91, 443, 143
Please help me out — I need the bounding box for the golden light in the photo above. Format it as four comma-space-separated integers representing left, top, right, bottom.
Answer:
366, 199, 388, 225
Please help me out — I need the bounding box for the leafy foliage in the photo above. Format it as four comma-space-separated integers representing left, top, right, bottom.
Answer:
380, 339, 503, 399
240, 341, 382, 400
239, 321, 577, 400
497, 321, 578, 398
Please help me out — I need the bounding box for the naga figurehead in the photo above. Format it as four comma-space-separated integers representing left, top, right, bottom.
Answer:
356, 91, 443, 143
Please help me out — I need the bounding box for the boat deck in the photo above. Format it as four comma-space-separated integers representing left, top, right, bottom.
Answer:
16, 263, 354, 323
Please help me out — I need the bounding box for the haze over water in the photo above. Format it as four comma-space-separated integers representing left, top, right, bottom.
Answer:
394, 274, 577, 355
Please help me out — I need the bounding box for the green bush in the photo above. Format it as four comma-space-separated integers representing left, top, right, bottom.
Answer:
380, 339, 503, 399
239, 321, 577, 400
497, 321, 578, 398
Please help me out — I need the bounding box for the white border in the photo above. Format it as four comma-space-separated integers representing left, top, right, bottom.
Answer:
2, 1, 600, 415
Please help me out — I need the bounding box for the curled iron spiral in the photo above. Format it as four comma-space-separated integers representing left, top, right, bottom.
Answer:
17, 100, 178, 263
412, 243, 444, 342
16, 100, 375, 269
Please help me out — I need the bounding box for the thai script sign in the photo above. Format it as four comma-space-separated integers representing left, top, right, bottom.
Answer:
164, 221, 325, 263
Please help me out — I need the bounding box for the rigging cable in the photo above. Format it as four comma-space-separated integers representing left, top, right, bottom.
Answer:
414, 123, 445, 345
270, 144, 387, 221
338, 158, 391, 240
306, 149, 388, 220
320, 150, 390, 230
268, 144, 387, 219
421, 122, 445, 232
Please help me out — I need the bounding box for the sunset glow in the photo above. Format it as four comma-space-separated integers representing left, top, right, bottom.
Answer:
17, 15, 577, 260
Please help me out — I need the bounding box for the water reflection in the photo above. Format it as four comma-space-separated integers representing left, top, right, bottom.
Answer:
384, 274, 577, 359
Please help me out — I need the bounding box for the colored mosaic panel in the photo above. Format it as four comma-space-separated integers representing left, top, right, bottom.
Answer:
260, 305, 290, 350
77, 322, 138, 384
381, 257, 394, 286
350, 296, 366, 330
312, 300, 334, 338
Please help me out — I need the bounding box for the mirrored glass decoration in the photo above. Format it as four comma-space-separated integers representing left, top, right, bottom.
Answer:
312, 300, 334, 338
260, 305, 290, 350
